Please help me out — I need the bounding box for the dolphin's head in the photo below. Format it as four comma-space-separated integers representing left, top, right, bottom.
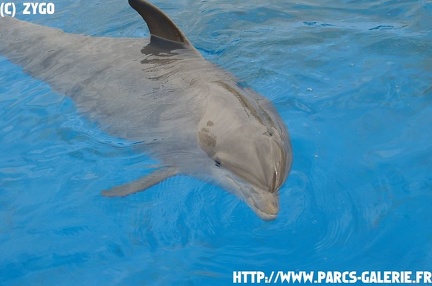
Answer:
214, 128, 291, 220
197, 81, 292, 220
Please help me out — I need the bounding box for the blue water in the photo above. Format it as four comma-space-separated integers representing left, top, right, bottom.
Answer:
1, 0, 432, 285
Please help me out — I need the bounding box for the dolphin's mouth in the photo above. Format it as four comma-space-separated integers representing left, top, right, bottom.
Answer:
244, 195, 278, 220
225, 175, 279, 220
253, 205, 278, 221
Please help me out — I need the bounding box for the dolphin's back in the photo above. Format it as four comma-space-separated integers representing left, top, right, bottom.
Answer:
1, 17, 140, 96
0, 16, 206, 151
1, 17, 86, 84
0, 17, 69, 58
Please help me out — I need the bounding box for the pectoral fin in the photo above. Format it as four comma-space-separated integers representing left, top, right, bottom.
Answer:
101, 167, 179, 197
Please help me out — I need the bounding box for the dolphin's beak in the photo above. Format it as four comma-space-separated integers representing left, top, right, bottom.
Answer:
244, 188, 279, 221
224, 173, 280, 220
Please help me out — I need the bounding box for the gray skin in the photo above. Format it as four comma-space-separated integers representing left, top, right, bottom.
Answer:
0, 0, 292, 220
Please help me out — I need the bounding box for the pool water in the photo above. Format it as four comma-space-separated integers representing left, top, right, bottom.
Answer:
1, 0, 431, 284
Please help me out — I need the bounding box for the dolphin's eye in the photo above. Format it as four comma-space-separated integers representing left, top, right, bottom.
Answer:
214, 158, 221, 167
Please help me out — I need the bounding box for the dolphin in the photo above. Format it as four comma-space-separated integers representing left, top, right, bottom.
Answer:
0, 0, 292, 220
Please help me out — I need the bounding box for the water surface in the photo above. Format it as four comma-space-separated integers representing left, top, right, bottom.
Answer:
1, 0, 431, 284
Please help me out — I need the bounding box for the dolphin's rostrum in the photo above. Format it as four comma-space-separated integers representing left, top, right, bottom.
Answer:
0, 0, 292, 220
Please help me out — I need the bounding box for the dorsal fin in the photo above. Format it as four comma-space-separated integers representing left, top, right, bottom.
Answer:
129, 0, 191, 46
